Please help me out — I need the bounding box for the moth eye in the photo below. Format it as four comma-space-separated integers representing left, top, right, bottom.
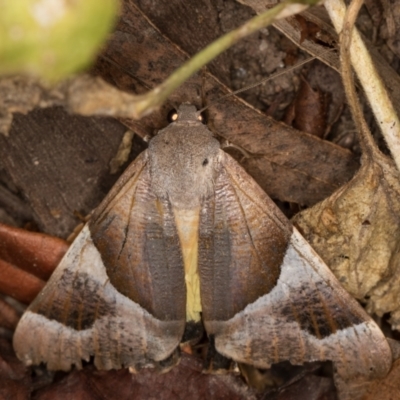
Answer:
202, 158, 209, 166
167, 109, 178, 122
198, 112, 207, 124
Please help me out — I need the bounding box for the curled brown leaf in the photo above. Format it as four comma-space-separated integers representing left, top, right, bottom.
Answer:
0, 223, 68, 280
293, 153, 400, 326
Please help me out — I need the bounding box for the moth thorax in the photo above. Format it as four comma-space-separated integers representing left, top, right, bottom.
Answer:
148, 123, 221, 209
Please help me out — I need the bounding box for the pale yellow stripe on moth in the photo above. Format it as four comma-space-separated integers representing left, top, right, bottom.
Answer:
173, 207, 201, 322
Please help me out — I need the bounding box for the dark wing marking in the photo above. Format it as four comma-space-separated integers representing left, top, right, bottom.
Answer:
204, 153, 391, 387
13, 152, 186, 371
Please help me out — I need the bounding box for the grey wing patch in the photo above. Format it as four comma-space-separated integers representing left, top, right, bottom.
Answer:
209, 228, 392, 383
199, 152, 292, 323
13, 225, 183, 371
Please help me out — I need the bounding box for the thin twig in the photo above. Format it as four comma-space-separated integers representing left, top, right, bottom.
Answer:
325, 0, 400, 171
200, 49, 335, 113
340, 0, 376, 158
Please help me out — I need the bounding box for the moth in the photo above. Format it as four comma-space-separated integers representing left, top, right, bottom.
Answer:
13, 104, 391, 395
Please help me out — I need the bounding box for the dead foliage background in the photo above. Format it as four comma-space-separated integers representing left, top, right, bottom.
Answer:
1, 0, 400, 398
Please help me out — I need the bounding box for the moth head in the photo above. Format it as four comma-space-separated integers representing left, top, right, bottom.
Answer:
148, 104, 221, 209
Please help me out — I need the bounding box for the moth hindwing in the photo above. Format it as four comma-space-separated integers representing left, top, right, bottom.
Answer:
13, 104, 392, 394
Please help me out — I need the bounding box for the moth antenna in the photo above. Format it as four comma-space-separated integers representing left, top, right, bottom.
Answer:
198, 47, 336, 113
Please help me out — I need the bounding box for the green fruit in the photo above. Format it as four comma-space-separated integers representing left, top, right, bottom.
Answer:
0, 0, 119, 80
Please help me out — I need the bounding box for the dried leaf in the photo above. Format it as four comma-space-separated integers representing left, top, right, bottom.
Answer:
275, 374, 335, 400
0, 223, 68, 280
240, 362, 336, 399
0, 108, 143, 238
293, 14, 323, 45
380, 1, 400, 59
0, 223, 71, 303
362, 358, 400, 400
0, 258, 45, 304
304, 61, 345, 140
0, 297, 20, 331
284, 77, 328, 138
34, 354, 256, 400
0, 338, 31, 400
364, 0, 383, 27
293, 152, 400, 327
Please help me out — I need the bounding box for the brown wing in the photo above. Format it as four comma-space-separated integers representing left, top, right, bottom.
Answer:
198, 150, 292, 323
200, 152, 391, 388
13, 152, 186, 371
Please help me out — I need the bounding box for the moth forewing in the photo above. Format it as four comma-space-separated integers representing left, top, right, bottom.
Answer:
197, 150, 392, 386
13, 152, 187, 371
13, 104, 392, 396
